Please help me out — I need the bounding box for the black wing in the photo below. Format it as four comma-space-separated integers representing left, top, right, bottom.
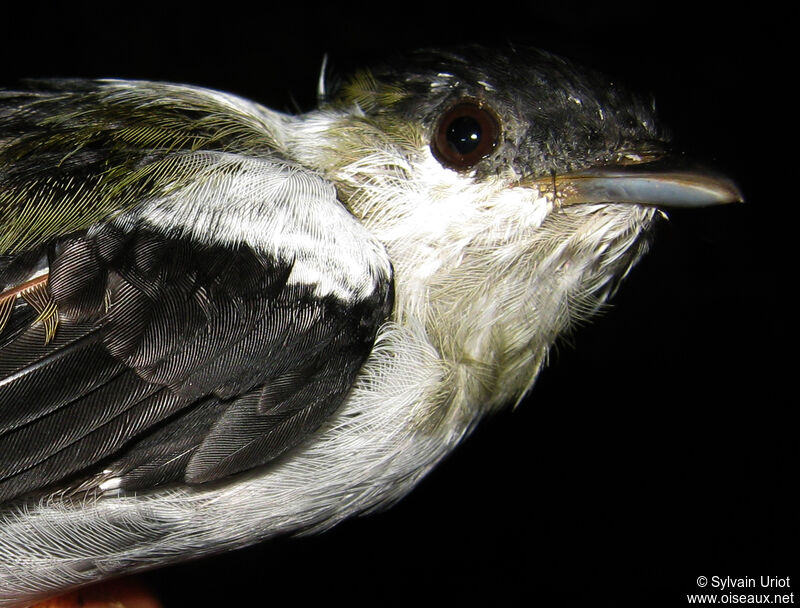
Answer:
0, 80, 393, 503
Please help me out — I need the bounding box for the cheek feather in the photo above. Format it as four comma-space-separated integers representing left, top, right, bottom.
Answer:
325, 124, 656, 412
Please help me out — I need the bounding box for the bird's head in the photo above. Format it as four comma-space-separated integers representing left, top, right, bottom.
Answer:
291, 47, 741, 413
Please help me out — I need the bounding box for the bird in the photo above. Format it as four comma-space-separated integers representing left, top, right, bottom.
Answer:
0, 46, 741, 606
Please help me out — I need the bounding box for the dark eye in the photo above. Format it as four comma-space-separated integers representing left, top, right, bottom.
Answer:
432, 100, 500, 170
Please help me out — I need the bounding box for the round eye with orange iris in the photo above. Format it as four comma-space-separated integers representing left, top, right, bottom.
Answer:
432, 100, 500, 170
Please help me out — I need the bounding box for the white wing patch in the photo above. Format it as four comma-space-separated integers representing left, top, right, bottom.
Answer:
113, 151, 391, 302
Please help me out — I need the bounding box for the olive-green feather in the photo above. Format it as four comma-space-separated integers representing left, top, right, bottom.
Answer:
336, 69, 408, 112
0, 80, 286, 255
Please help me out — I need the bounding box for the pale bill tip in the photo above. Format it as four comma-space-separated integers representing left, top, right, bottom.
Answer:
550, 166, 744, 209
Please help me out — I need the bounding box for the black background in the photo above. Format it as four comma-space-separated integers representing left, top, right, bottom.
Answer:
1, 4, 794, 607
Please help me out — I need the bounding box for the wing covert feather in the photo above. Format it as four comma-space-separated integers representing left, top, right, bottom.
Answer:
0, 78, 286, 255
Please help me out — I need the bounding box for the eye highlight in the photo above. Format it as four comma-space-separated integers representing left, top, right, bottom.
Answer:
432, 100, 500, 170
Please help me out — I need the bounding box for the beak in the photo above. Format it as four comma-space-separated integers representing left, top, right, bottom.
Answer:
535, 161, 744, 208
